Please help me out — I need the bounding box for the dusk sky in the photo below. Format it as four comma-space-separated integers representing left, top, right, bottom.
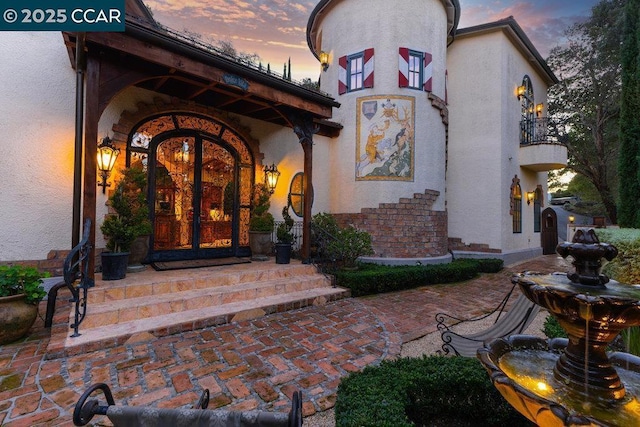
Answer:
143, 0, 601, 81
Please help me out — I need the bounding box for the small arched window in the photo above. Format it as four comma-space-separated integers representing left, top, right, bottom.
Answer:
533, 186, 543, 232
511, 176, 522, 234
519, 75, 534, 145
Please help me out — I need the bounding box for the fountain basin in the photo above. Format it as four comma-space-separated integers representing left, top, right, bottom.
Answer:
478, 335, 640, 426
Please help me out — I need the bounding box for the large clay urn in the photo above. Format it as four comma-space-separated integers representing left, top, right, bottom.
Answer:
0, 294, 38, 345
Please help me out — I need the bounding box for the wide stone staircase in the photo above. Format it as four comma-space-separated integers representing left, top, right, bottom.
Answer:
46, 260, 349, 358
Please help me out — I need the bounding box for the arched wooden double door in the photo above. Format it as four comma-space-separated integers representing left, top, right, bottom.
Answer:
127, 113, 254, 262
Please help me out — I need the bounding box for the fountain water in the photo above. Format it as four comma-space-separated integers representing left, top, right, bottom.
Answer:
478, 229, 640, 426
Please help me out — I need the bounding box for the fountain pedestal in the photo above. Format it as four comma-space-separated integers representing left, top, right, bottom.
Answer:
479, 229, 640, 426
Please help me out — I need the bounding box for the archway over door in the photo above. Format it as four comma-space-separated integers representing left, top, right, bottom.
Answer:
541, 207, 558, 255
127, 113, 255, 262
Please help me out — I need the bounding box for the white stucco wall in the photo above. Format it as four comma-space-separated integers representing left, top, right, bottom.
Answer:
0, 32, 76, 261
447, 28, 552, 254
313, 0, 449, 214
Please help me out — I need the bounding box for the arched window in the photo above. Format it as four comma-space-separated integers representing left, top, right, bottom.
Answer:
288, 172, 313, 217
511, 176, 522, 234
519, 76, 534, 145
533, 186, 543, 232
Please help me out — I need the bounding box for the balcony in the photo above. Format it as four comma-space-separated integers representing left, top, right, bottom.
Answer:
519, 117, 567, 172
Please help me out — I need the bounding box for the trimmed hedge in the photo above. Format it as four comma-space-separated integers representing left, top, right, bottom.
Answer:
335, 356, 532, 426
595, 228, 640, 284
334, 258, 503, 297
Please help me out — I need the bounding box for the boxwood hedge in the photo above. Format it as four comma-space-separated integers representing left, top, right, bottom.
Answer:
334, 258, 503, 297
335, 356, 532, 426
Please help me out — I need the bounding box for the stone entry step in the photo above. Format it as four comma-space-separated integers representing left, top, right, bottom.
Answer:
47, 260, 349, 358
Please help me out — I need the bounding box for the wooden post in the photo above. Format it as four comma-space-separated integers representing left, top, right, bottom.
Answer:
82, 55, 100, 279
290, 113, 318, 263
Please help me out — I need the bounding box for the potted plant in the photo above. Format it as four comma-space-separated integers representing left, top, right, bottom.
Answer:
248, 183, 275, 261
0, 265, 48, 345
275, 206, 295, 264
100, 166, 152, 280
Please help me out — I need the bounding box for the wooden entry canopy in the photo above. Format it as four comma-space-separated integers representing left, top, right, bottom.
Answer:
62, 0, 341, 276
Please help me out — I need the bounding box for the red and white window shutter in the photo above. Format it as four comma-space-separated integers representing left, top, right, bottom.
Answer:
423, 52, 433, 92
338, 55, 348, 95
398, 47, 410, 87
362, 48, 374, 88
399, 47, 433, 92
338, 48, 374, 94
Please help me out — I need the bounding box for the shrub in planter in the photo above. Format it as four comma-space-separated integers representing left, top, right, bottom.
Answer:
335, 355, 532, 426
0, 265, 49, 345
249, 184, 275, 260
100, 166, 152, 280
275, 206, 295, 264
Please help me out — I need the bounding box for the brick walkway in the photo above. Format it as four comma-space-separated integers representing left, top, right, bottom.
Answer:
0, 255, 567, 426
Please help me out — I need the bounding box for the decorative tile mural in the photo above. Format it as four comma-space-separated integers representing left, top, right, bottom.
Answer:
356, 95, 415, 181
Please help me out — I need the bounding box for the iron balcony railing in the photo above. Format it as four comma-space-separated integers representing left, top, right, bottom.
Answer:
520, 117, 560, 145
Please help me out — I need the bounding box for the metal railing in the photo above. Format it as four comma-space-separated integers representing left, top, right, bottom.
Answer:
45, 218, 94, 337
519, 117, 561, 145
272, 221, 304, 252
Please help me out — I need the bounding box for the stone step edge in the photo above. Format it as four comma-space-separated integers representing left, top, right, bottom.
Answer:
91, 263, 319, 293
87, 274, 330, 309
46, 287, 350, 359
88, 264, 322, 303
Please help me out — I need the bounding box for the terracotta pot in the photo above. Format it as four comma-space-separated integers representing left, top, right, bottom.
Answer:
0, 294, 38, 345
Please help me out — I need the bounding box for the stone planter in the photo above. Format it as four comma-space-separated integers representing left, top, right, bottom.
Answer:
249, 231, 273, 261
127, 235, 149, 273
0, 294, 38, 345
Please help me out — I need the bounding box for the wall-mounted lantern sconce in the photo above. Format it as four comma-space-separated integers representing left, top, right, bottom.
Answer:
319, 51, 329, 72
516, 85, 526, 99
264, 163, 280, 194
536, 103, 544, 116
526, 191, 536, 205
97, 136, 120, 194
568, 215, 575, 224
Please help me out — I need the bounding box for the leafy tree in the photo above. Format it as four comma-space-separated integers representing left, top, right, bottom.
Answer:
546, 0, 625, 224
618, 0, 640, 227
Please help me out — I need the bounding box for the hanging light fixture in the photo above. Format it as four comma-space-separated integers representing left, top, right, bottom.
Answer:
97, 136, 120, 194
263, 163, 280, 194
174, 139, 190, 163
516, 85, 526, 99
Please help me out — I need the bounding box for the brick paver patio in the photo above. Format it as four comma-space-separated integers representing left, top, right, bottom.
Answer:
0, 255, 567, 426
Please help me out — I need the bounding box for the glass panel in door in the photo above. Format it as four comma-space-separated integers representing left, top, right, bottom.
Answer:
199, 140, 235, 249
153, 137, 195, 251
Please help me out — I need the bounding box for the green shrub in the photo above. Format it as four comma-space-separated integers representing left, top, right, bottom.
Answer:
249, 184, 275, 232
595, 228, 640, 284
476, 258, 504, 273
326, 225, 374, 268
334, 259, 482, 297
0, 265, 48, 305
542, 315, 567, 339
335, 356, 532, 426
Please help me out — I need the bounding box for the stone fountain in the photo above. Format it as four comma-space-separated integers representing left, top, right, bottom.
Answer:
478, 229, 640, 426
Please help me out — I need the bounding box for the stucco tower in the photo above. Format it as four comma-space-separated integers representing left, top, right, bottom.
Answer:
307, 0, 460, 262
